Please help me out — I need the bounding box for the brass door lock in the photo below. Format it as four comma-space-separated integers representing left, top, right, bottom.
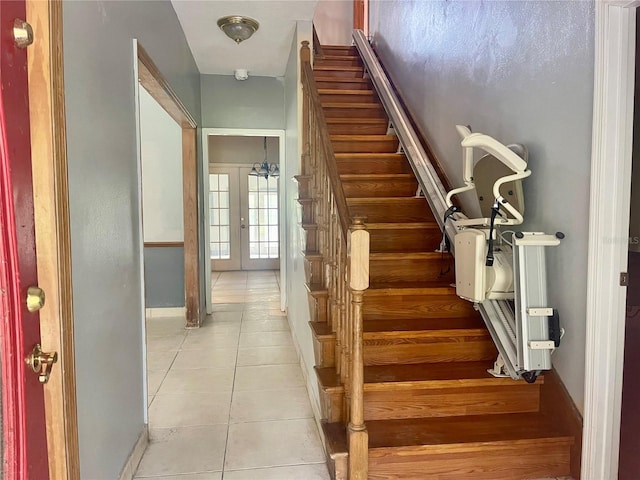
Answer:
25, 344, 58, 384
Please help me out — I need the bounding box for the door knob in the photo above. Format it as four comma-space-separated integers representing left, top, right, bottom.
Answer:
26, 286, 45, 312
25, 344, 58, 384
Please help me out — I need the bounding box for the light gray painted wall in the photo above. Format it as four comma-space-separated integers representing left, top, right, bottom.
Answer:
369, 0, 594, 411
284, 21, 321, 413
208, 136, 280, 165
144, 246, 185, 307
62, 1, 200, 477
314, 0, 353, 45
201, 75, 285, 129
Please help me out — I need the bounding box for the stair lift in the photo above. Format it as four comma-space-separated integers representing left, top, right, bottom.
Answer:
444, 126, 564, 383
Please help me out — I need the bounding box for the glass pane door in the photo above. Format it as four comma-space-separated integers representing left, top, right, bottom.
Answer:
208, 166, 279, 271
210, 168, 240, 270
241, 168, 279, 270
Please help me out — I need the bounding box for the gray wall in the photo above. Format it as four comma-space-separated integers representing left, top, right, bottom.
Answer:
144, 247, 185, 307
284, 21, 321, 414
208, 136, 279, 165
63, 1, 201, 477
201, 74, 285, 129
369, 0, 594, 411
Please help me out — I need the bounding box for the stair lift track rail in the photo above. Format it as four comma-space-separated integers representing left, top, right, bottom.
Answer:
352, 30, 457, 250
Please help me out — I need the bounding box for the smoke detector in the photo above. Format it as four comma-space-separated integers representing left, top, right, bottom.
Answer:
234, 69, 249, 81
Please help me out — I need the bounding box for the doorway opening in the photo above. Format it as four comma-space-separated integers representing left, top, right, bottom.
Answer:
202, 129, 287, 314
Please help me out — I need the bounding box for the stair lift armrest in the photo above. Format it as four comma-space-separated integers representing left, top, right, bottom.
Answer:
492, 170, 532, 225
461, 133, 528, 173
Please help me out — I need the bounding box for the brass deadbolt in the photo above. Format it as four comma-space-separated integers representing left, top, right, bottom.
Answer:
26, 286, 45, 313
13, 19, 33, 49
25, 344, 58, 384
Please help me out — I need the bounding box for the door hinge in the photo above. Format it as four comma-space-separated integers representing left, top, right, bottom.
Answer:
620, 272, 629, 286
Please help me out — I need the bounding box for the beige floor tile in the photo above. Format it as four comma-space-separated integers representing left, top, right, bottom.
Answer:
147, 351, 177, 372
182, 332, 240, 350
230, 387, 312, 423
211, 304, 244, 312
172, 348, 237, 369
147, 370, 168, 396
147, 334, 186, 353
212, 295, 246, 304
189, 322, 241, 337
149, 392, 232, 427
241, 318, 290, 333
135, 474, 222, 480
236, 346, 298, 366
224, 419, 325, 470
135, 425, 227, 477
146, 320, 187, 338
238, 331, 293, 348
204, 311, 243, 323
158, 367, 235, 394
222, 464, 330, 480
148, 395, 154, 407
234, 364, 304, 391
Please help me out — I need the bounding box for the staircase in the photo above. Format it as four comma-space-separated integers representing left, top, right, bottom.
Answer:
299, 41, 580, 480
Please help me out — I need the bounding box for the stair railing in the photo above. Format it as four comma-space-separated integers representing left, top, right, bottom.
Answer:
351, 30, 456, 247
300, 40, 369, 479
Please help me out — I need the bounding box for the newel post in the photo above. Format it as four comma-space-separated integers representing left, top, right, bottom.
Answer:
348, 218, 369, 480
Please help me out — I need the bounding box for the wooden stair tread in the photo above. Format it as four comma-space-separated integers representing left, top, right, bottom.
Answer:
367, 222, 439, 229
365, 282, 455, 296
314, 65, 364, 72
322, 102, 382, 108
310, 321, 333, 338
363, 317, 486, 333
331, 135, 396, 142
335, 152, 405, 159
348, 196, 424, 204
317, 54, 360, 61
367, 414, 573, 449
327, 118, 387, 125
370, 251, 449, 260
305, 283, 328, 295
324, 414, 572, 452
317, 361, 542, 390
313, 76, 369, 82
340, 173, 414, 181
319, 88, 373, 95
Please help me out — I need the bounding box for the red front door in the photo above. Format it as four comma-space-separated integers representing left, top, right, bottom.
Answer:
0, 1, 50, 478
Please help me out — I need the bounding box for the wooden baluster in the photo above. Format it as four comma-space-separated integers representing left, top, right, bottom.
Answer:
348, 218, 369, 480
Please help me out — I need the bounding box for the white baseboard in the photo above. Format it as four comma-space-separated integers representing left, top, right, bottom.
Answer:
119, 425, 148, 480
145, 307, 186, 318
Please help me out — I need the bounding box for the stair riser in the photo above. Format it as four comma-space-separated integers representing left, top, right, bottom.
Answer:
297, 199, 314, 224
319, 386, 344, 423
303, 255, 324, 286
342, 178, 417, 197
323, 105, 386, 118
364, 337, 496, 365
315, 57, 362, 67
348, 201, 435, 223
314, 68, 365, 78
328, 122, 389, 135
302, 225, 318, 251
320, 47, 357, 56
364, 294, 477, 319
333, 139, 399, 154
368, 443, 572, 480
364, 384, 541, 421
315, 79, 372, 90
369, 229, 442, 253
369, 258, 454, 284
337, 157, 413, 175
312, 334, 335, 368
320, 93, 378, 104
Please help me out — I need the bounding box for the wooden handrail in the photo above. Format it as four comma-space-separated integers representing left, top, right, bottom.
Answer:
300, 48, 351, 239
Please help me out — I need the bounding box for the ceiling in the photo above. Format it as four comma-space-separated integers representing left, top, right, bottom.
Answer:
171, 0, 319, 77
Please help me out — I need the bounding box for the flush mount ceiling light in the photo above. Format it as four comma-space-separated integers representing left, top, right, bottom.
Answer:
217, 15, 259, 44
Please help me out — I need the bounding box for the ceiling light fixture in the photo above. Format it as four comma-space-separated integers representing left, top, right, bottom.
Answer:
249, 137, 279, 179
217, 15, 259, 44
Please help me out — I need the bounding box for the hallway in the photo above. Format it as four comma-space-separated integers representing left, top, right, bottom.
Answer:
135, 271, 330, 479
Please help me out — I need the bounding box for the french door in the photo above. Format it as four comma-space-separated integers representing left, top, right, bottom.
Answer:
209, 166, 279, 271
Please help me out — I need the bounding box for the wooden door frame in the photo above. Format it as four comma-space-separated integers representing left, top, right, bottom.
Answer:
584, 1, 639, 478
202, 128, 287, 313
26, 1, 80, 478
136, 43, 201, 328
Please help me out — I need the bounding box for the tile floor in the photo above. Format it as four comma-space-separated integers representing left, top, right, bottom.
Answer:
135, 270, 330, 480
